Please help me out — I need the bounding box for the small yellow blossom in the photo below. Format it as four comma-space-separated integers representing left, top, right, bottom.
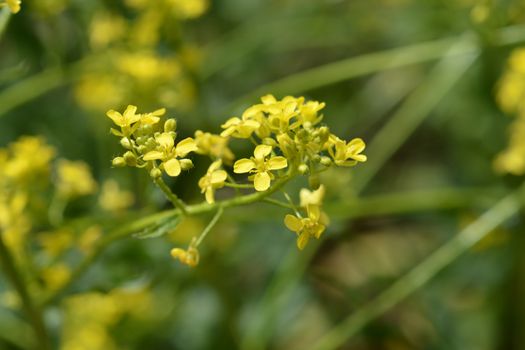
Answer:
284, 205, 326, 250
41, 263, 71, 291
4, 0, 21, 13
38, 229, 73, 258
233, 144, 288, 191
143, 132, 197, 176
89, 12, 126, 49
171, 246, 199, 267
220, 117, 260, 139
139, 108, 165, 126
98, 180, 134, 212
328, 136, 367, 166
4, 136, 55, 182
106, 105, 140, 130
198, 160, 227, 203
194, 130, 235, 164
299, 185, 326, 208
56, 159, 97, 198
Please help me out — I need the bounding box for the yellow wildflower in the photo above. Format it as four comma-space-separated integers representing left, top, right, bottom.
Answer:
299, 185, 325, 208
5, 0, 21, 13
220, 117, 260, 139
233, 144, 288, 191
56, 159, 97, 198
41, 263, 71, 291
38, 229, 73, 258
194, 130, 235, 164
171, 246, 199, 267
143, 132, 197, 176
89, 12, 126, 49
284, 205, 326, 250
198, 160, 227, 203
98, 180, 134, 212
4, 136, 55, 182
106, 105, 140, 131
139, 108, 165, 126
327, 136, 367, 166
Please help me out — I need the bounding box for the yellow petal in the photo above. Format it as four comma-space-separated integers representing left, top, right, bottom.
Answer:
152, 108, 166, 116
307, 204, 321, 221
205, 188, 215, 204
143, 151, 164, 161
254, 144, 272, 159
254, 171, 271, 191
297, 232, 310, 250
176, 137, 197, 157
221, 117, 240, 129
261, 94, 277, 105
164, 159, 181, 177
347, 138, 365, 154
106, 110, 124, 126
267, 156, 287, 170
233, 159, 255, 173
284, 214, 302, 232
210, 170, 227, 184
156, 133, 174, 150
313, 224, 326, 239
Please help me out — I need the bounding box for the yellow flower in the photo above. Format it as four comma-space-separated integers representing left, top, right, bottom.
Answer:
328, 136, 367, 166
56, 159, 97, 198
98, 180, 134, 212
5, 0, 21, 13
38, 229, 73, 258
233, 144, 287, 191
284, 205, 326, 250
220, 117, 260, 139
106, 105, 140, 128
198, 160, 227, 203
41, 263, 71, 291
4, 136, 55, 182
171, 246, 199, 267
299, 185, 325, 208
194, 130, 235, 164
139, 108, 165, 126
299, 100, 325, 125
143, 132, 196, 176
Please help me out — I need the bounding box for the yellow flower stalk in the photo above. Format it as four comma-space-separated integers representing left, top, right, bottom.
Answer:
198, 160, 227, 204
233, 144, 288, 191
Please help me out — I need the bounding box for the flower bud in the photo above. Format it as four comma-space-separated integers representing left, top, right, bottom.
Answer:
164, 119, 177, 132
141, 124, 153, 135
180, 159, 194, 170
320, 156, 332, 166
298, 163, 309, 174
150, 168, 162, 178
123, 151, 137, 166
112, 157, 126, 167
120, 137, 132, 149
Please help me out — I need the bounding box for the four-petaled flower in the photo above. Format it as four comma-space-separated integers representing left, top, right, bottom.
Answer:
284, 205, 326, 250
106, 105, 140, 128
328, 136, 367, 167
198, 160, 228, 204
220, 117, 260, 139
139, 108, 165, 126
143, 132, 197, 176
233, 145, 287, 191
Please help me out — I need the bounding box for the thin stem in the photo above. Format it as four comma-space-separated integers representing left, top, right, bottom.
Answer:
0, 233, 49, 350
282, 190, 301, 217
311, 188, 523, 350
153, 177, 188, 216
224, 182, 254, 189
262, 197, 295, 210
226, 173, 241, 195
195, 206, 224, 247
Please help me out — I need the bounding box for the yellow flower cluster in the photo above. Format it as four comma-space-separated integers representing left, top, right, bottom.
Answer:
495, 48, 525, 174
108, 95, 366, 255
1, 0, 21, 13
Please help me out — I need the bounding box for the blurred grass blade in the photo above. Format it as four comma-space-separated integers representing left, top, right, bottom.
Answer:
132, 215, 182, 240
0, 7, 10, 41
353, 45, 478, 192
310, 188, 522, 350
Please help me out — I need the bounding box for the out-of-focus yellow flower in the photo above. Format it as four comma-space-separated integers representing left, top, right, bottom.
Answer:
221, 117, 260, 139
38, 229, 73, 258
98, 180, 134, 212
168, 0, 208, 19
284, 205, 327, 250
74, 75, 125, 112
233, 144, 288, 191
4, 136, 55, 182
77, 226, 102, 255
327, 136, 367, 167
198, 160, 227, 204
117, 52, 181, 82
3, 0, 21, 13
194, 130, 235, 164
89, 12, 126, 49
299, 185, 325, 208
171, 246, 199, 267
41, 263, 71, 291
56, 159, 97, 198
143, 133, 197, 177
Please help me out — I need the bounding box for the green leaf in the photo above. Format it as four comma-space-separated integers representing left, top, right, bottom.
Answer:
132, 215, 181, 240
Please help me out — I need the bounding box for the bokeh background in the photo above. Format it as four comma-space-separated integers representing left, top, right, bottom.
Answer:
2, 0, 525, 349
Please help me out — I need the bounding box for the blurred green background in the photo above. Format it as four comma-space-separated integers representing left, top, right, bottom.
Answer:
2, 0, 525, 349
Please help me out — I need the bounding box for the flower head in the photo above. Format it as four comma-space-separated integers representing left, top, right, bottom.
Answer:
284, 205, 326, 250
233, 144, 287, 191
198, 160, 227, 203
220, 117, 260, 139
328, 136, 367, 167
143, 133, 197, 177
107, 105, 140, 128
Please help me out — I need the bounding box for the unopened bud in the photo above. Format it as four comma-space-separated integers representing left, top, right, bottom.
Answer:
320, 156, 332, 166
180, 159, 194, 170
123, 151, 137, 166
298, 164, 309, 174
112, 157, 126, 167
164, 119, 177, 132
150, 168, 162, 178
120, 137, 132, 149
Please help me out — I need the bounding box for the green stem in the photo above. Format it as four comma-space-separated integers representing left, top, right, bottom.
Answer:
195, 206, 224, 247
311, 188, 523, 350
0, 233, 49, 350
262, 197, 294, 210
224, 182, 254, 189
153, 177, 188, 216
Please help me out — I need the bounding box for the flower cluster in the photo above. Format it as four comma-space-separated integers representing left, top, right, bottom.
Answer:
108, 95, 367, 259
495, 48, 525, 175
